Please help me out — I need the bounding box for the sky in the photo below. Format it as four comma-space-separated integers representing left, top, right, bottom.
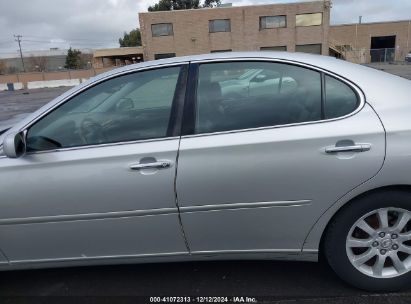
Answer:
0, 0, 410, 54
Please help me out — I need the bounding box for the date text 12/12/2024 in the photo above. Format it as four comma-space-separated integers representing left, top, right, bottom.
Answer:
150, 296, 258, 303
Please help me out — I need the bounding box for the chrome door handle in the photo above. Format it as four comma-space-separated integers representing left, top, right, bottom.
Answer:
129, 160, 172, 170
325, 144, 371, 153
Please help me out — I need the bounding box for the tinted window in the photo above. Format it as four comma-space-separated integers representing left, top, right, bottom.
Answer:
195, 62, 321, 134
260, 46, 287, 51
325, 75, 359, 119
152, 23, 173, 37
155, 53, 176, 60
296, 13, 323, 26
209, 20, 231, 33
211, 50, 232, 53
27, 67, 181, 151
296, 44, 322, 54
260, 16, 286, 29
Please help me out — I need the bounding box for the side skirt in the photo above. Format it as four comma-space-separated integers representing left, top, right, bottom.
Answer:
0, 249, 318, 271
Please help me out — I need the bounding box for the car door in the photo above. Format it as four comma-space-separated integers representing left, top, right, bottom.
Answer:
0, 64, 189, 264
176, 60, 385, 254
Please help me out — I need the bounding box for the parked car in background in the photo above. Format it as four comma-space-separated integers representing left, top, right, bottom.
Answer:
1, 52, 411, 292
217, 68, 297, 100
406, 52, 411, 62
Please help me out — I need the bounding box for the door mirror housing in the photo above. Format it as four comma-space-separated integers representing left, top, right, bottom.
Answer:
3, 132, 26, 158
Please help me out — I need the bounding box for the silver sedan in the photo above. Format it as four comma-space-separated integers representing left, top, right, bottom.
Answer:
1, 52, 411, 291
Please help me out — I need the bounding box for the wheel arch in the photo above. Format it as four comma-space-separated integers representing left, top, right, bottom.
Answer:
304, 184, 411, 260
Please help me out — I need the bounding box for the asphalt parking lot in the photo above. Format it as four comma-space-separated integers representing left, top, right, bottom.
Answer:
0, 260, 411, 303
0, 87, 69, 131
1, 65, 411, 302
366, 63, 411, 80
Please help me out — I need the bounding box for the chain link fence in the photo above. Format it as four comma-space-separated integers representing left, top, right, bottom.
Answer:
336, 47, 411, 64
370, 48, 396, 63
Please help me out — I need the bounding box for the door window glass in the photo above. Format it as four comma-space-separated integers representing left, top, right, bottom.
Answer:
195, 61, 321, 134
26, 66, 181, 151
325, 75, 359, 119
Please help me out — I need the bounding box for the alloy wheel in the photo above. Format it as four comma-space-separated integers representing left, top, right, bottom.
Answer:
346, 207, 411, 278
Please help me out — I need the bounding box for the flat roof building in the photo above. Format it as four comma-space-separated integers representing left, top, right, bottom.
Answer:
0, 48, 93, 73
92, 47, 144, 68
330, 20, 411, 63
139, 1, 331, 61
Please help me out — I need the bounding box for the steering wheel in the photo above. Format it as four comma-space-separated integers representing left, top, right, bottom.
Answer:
80, 117, 108, 145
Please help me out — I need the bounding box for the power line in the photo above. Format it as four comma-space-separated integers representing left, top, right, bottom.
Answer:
14, 34, 26, 72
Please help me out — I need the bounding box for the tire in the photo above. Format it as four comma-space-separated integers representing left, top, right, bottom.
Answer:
324, 190, 411, 291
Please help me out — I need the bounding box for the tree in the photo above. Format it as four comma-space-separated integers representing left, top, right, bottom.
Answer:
147, 0, 220, 11
0, 60, 7, 75
119, 28, 142, 47
65, 47, 82, 69
173, 0, 200, 10
79, 53, 93, 69
7, 66, 18, 74
148, 0, 173, 11
203, 0, 220, 8
28, 56, 48, 72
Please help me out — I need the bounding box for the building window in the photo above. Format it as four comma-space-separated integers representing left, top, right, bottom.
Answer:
260, 46, 287, 51
152, 23, 173, 37
154, 53, 176, 60
209, 19, 231, 33
295, 44, 322, 54
211, 50, 232, 53
260, 16, 286, 29
296, 13, 323, 27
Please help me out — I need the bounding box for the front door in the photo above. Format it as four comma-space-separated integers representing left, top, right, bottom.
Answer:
176, 60, 385, 253
0, 65, 188, 263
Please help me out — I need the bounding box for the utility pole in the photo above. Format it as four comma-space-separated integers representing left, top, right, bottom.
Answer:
14, 34, 26, 72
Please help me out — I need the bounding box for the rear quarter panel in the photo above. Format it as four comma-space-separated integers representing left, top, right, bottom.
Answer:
304, 67, 411, 253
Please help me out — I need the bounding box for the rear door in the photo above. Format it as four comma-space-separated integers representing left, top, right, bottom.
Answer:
176, 60, 385, 253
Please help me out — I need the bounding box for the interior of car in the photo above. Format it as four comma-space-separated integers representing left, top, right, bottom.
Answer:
195, 63, 323, 134
26, 67, 181, 151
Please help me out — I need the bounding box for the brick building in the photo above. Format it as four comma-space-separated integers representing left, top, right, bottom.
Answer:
139, 1, 331, 61
92, 47, 144, 68
330, 20, 411, 63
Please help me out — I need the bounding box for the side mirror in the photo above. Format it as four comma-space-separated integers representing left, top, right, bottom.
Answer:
3, 132, 26, 158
